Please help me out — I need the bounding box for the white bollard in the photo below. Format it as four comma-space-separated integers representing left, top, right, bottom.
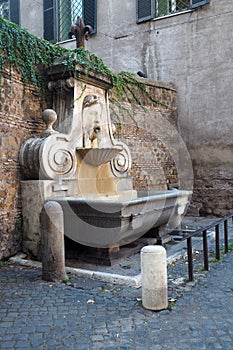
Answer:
141, 245, 168, 311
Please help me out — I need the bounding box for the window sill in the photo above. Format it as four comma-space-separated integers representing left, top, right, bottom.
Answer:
152, 9, 192, 22
56, 38, 76, 45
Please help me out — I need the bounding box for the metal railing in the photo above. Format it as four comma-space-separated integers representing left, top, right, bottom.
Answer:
174, 214, 233, 282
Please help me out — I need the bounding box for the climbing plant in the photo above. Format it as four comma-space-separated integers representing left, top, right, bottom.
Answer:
0, 17, 65, 93
0, 16, 168, 110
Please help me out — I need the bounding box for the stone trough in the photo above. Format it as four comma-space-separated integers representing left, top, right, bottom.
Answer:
52, 189, 191, 249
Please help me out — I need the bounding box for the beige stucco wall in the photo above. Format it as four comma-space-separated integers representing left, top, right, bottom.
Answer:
20, 0, 44, 38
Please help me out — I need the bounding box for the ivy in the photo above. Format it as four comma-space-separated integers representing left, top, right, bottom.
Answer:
0, 17, 113, 90
0, 17, 65, 90
0, 16, 168, 111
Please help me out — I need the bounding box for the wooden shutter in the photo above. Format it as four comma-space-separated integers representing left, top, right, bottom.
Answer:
9, 0, 20, 25
83, 0, 97, 34
191, 0, 209, 9
44, 0, 57, 43
137, 0, 155, 23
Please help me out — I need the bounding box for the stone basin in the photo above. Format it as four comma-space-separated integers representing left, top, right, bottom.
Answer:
52, 189, 192, 248
77, 147, 122, 166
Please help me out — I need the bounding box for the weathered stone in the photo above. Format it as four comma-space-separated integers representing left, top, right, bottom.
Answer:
141, 245, 168, 311
41, 201, 67, 282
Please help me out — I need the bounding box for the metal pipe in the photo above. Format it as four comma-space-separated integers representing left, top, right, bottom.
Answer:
215, 224, 220, 260
187, 237, 194, 281
203, 230, 209, 271
224, 220, 229, 253
183, 213, 233, 282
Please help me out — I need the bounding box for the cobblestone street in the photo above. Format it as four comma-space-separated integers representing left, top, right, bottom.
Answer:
1, 246, 233, 349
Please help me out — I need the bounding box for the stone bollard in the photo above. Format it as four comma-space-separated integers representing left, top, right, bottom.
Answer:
40, 201, 67, 282
141, 245, 168, 311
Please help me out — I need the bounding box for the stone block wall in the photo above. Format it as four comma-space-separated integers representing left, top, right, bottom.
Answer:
0, 69, 46, 260
190, 164, 233, 217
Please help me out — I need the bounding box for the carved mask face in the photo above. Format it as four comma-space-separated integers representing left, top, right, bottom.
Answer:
82, 95, 102, 146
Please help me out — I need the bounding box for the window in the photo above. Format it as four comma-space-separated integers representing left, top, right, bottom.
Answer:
58, 0, 82, 43
0, 0, 20, 24
44, 0, 97, 43
137, 0, 209, 23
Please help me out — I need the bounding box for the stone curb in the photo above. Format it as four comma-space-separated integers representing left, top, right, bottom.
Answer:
9, 247, 186, 288
9, 254, 142, 288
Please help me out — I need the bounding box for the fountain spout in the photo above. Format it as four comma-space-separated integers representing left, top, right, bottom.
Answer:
89, 122, 101, 146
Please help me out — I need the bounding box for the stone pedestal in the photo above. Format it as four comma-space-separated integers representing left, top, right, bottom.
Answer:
21, 179, 71, 258
21, 180, 54, 257
141, 245, 168, 311
41, 201, 67, 281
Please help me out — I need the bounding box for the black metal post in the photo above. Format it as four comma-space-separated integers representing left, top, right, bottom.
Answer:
187, 237, 194, 281
203, 230, 209, 271
224, 220, 228, 253
215, 224, 220, 260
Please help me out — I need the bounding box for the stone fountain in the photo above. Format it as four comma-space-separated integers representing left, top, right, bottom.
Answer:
20, 59, 192, 265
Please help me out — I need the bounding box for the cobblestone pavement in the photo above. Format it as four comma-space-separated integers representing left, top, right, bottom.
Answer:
1, 248, 233, 350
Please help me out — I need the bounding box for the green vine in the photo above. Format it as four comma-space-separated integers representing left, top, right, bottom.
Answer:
0, 16, 169, 111
0, 17, 65, 92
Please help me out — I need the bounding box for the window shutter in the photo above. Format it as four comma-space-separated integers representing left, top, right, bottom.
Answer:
44, 0, 57, 43
9, 0, 20, 25
191, 0, 209, 9
137, 0, 155, 23
83, 0, 97, 34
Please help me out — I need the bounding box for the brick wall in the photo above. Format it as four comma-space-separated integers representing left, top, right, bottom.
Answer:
109, 79, 180, 192
0, 69, 46, 260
